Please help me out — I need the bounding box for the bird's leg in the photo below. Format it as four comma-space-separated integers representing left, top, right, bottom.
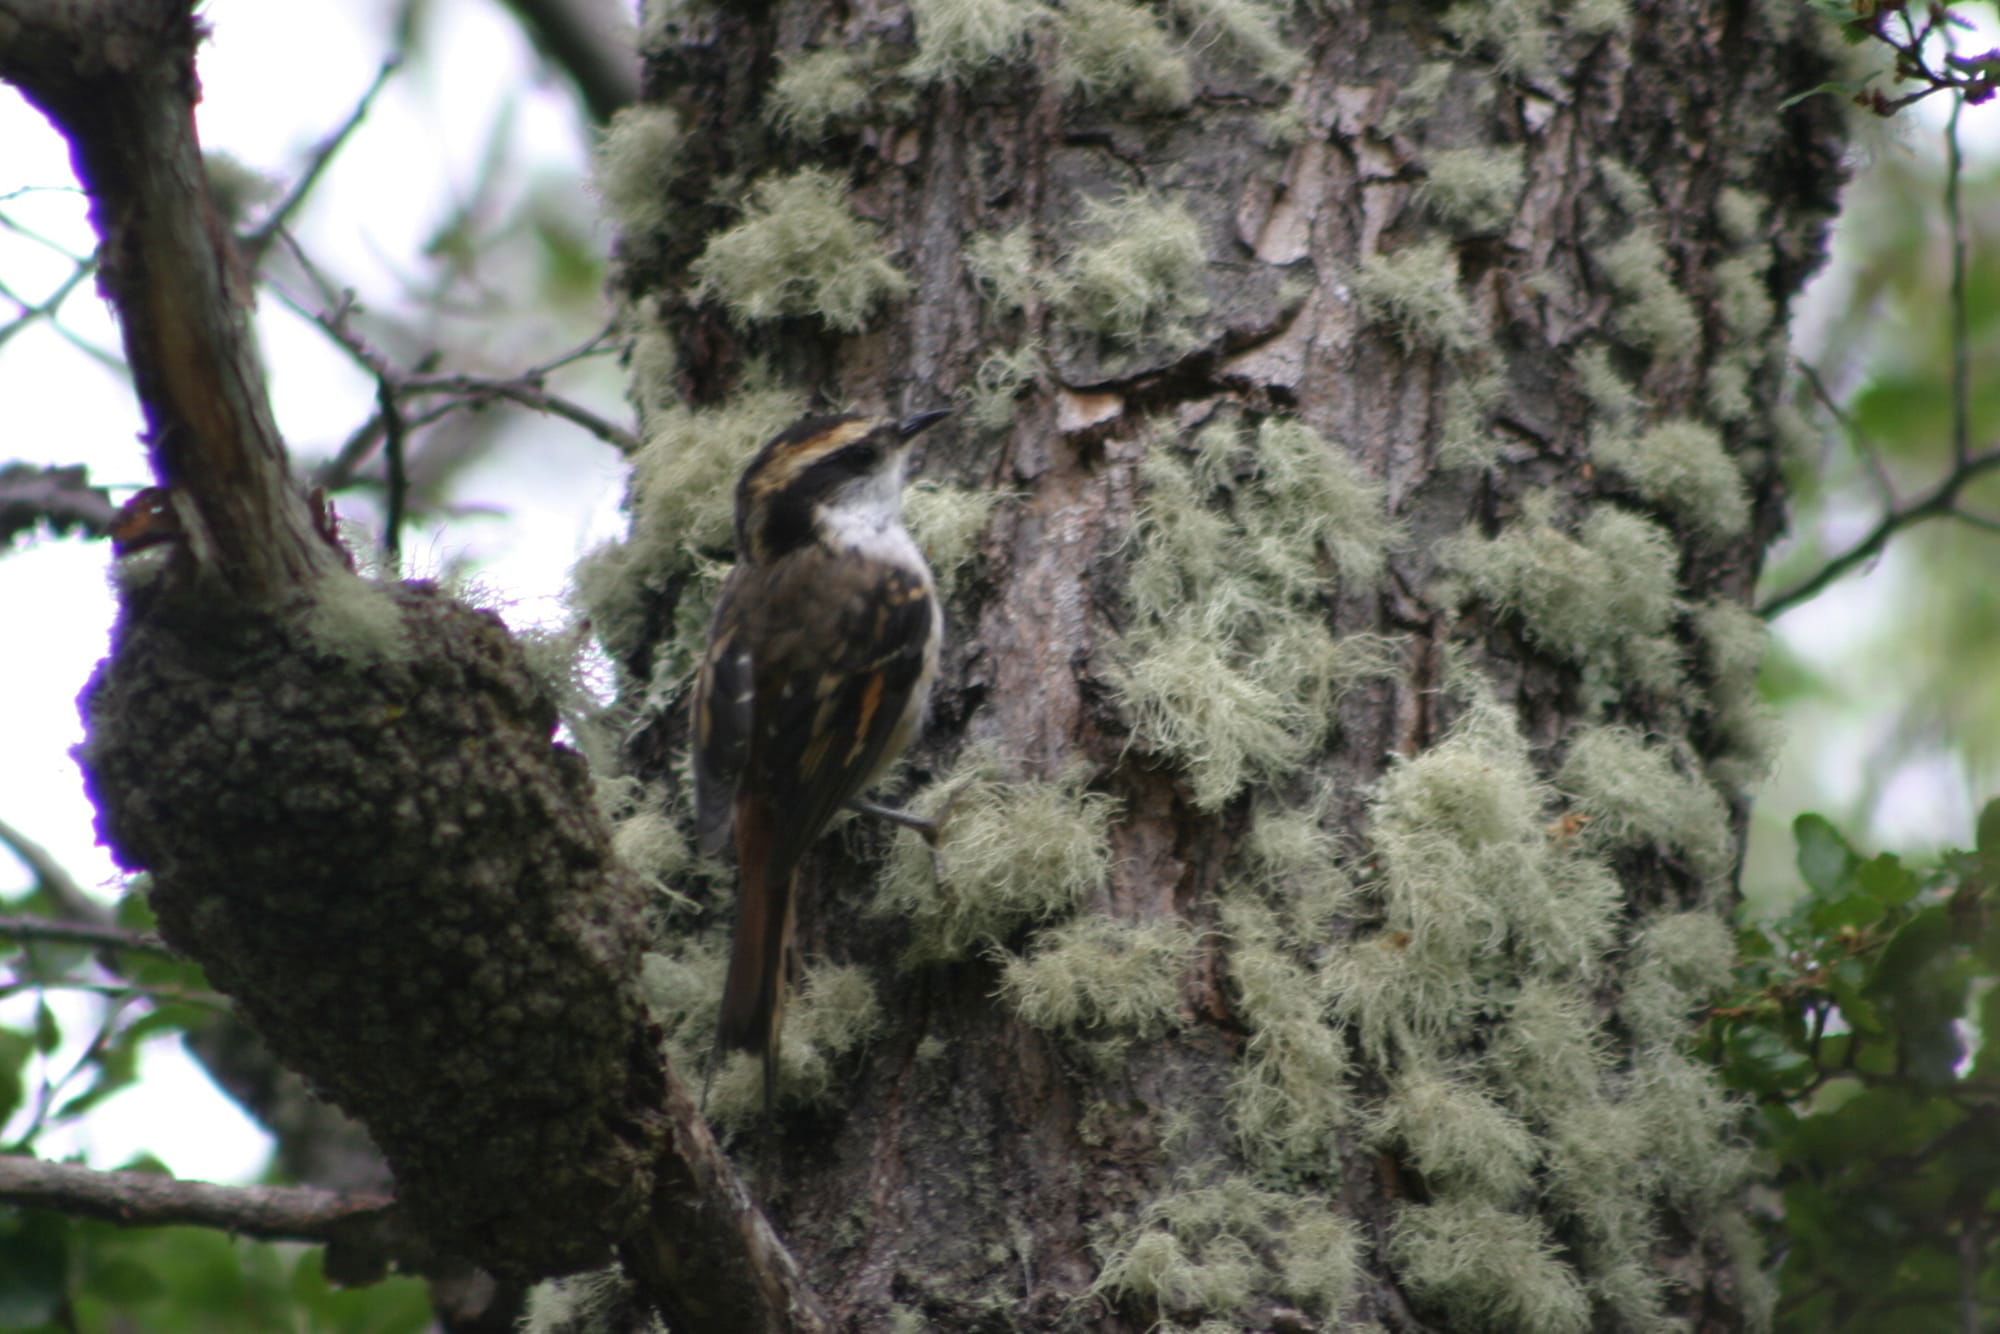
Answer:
847, 797, 942, 845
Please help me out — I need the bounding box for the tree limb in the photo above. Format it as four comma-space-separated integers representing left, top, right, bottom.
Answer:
495, 0, 637, 124
0, 463, 118, 547
0, 913, 172, 956
0, 0, 345, 601
0, 814, 112, 927
0, 1155, 439, 1278
1759, 444, 2000, 619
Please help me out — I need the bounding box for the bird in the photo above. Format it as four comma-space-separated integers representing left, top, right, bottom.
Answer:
692, 409, 949, 1115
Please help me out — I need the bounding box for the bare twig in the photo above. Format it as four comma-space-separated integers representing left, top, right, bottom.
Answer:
1760, 444, 2000, 618
283, 296, 639, 491
0, 815, 112, 927
1796, 359, 1896, 505
0, 463, 119, 545
0, 914, 172, 956
0, 255, 95, 352
0, 1155, 396, 1243
397, 371, 640, 454
1946, 93, 1970, 470
379, 374, 407, 565
242, 56, 401, 265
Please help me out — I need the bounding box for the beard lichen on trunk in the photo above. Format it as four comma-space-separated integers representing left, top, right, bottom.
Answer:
542, 0, 1853, 1328
76, 570, 667, 1279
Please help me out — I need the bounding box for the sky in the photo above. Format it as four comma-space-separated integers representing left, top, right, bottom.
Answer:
0, 2, 1992, 1185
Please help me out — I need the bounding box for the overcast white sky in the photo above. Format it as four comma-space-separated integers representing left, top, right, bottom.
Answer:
0, 2, 1990, 1186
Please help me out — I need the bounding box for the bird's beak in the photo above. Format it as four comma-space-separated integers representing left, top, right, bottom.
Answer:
898, 409, 951, 440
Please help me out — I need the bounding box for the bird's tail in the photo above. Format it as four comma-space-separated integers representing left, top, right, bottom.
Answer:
716, 796, 795, 1118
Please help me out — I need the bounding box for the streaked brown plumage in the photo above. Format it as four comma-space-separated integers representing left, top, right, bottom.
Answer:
693, 411, 946, 1113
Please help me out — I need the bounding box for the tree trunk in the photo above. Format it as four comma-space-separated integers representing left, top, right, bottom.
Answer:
580, 1, 1844, 1330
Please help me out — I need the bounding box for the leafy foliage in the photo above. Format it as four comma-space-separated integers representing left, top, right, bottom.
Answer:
0, 1212, 431, 1334
1706, 802, 2000, 1331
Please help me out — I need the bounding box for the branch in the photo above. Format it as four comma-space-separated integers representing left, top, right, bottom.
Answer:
0, 814, 112, 926
0, 462, 118, 547
494, 0, 637, 124
242, 55, 401, 266
0, 0, 346, 601
1759, 444, 2000, 619
0, 913, 172, 956
0, 1155, 435, 1275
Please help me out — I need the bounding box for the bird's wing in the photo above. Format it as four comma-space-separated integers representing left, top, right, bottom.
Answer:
692, 565, 755, 856
747, 548, 936, 882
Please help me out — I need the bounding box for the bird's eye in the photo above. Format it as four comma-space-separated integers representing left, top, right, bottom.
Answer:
829, 442, 881, 472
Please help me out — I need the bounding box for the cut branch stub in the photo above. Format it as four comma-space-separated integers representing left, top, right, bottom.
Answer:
76, 580, 668, 1277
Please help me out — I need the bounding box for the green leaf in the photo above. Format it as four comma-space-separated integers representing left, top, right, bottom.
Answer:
1857, 852, 1919, 907
1977, 796, 2000, 883
1796, 814, 1858, 897
1723, 1022, 1816, 1094
0, 1211, 69, 1327
0, 1029, 33, 1128
30, 1001, 59, 1056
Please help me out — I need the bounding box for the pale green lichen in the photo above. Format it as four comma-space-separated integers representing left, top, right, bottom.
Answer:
998, 915, 1196, 1034
521, 1268, 660, 1334
1440, 0, 1560, 78
1713, 251, 1776, 341
904, 480, 1002, 595
1695, 597, 1779, 789
963, 340, 1044, 431
1598, 229, 1700, 359
1114, 422, 1396, 808
576, 381, 802, 678
1437, 494, 1685, 696
1326, 691, 1621, 1063
1716, 187, 1765, 247
1384, 61, 1454, 135
1055, 0, 1193, 111
1594, 418, 1751, 539
1491, 978, 1607, 1118
1572, 344, 1638, 422
609, 797, 694, 907
1374, 1066, 1538, 1203
1169, 0, 1304, 82
1707, 352, 1755, 423
1597, 160, 1654, 217
1621, 910, 1738, 1048
1353, 238, 1477, 354
1056, 193, 1211, 350
1223, 896, 1350, 1172
1420, 146, 1526, 233
874, 744, 1117, 963
965, 227, 1042, 315
1543, 1100, 1662, 1297
1567, 0, 1631, 34
299, 572, 411, 665
1557, 726, 1734, 886
1627, 1050, 1751, 1210
591, 105, 684, 235
766, 45, 874, 140
705, 962, 884, 1125
1388, 1198, 1591, 1334
906, 0, 1047, 83
1095, 1182, 1361, 1325
1438, 372, 1505, 469
690, 168, 910, 331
